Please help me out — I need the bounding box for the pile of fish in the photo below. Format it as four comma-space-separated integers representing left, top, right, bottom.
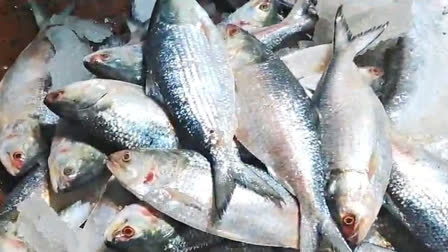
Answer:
0, 0, 446, 251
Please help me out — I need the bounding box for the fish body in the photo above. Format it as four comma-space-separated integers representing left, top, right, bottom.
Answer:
225, 23, 349, 251
48, 120, 107, 192
44, 79, 179, 151
386, 137, 448, 251
145, 0, 282, 218
382, 0, 448, 161
107, 149, 299, 248
313, 7, 391, 245
105, 203, 224, 252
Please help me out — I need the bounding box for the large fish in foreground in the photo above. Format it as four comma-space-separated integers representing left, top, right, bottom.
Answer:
44, 79, 179, 151
313, 7, 391, 245
145, 0, 282, 219
107, 149, 299, 248
225, 23, 349, 252
385, 136, 448, 251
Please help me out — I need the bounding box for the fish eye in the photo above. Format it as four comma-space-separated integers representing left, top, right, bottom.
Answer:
259, 3, 270, 11
227, 26, 240, 37
12, 151, 25, 161
122, 151, 132, 162
342, 214, 356, 226
121, 226, 135, 238
99, 53, 111, 61
63, 167, 75, 176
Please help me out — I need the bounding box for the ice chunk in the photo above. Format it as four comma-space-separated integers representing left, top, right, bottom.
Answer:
50, 15, 113, 43
314, 0, 412, 47
16, 195, 79, 252
132, 0, 156, 23
46, 26, 93, 89
59, 201, 94, 229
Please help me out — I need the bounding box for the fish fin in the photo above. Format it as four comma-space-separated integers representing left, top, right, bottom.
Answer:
126, 19, 149, 44
144, 76, 164, 105
165, 188, 203, 212
333, 5, 388, 57
320, 216, 352, 252
59, 1, 76, 17
29, 1, 50, 29
211, 162, 236, 223
368, 151, 379, 180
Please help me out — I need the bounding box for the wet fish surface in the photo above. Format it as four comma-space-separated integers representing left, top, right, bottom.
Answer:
313, 6, 391, 245
107, 149, 299, 248
145, 0, 282, 219
44, 79, 179, 151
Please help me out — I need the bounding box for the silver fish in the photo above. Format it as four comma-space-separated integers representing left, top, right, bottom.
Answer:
44, 79, 179, 151
313, 7, 391, 245
225, 22, 349, 251
105, 203, 224, 252
48, 121, 107, 193
385, 136, 448, 251
145, 0, 282, 219
107, 149, 299, 248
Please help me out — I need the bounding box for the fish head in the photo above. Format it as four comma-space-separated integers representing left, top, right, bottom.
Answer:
44, 80, 109, 120
358, 66, 384, 82
0, 120, 48, 176
327, 171, 377, 245
83, 45, 142, 83
224, 24, 267, 68
234, 0, 278, 29
104, 204, 173, 250
48, 136, 106, 192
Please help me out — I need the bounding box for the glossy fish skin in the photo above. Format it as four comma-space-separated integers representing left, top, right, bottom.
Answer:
105, 203, 223, 252
313, 7, 391, 245
0, 29, 54, 177
145, 0, 282, 219
0, 164, 48, 234
254, 0, 317, 50
107, 149, 299, 248
44, 79, 179, 151
48, 120, 107, 193
382, 0, 448, 161
83, 43, 144, 85
219, 0, 281, 33
386, 137, 448, 251
225, 25, 349, 252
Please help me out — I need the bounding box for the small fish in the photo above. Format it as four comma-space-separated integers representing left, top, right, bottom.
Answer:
48, 120, 107, 193
385, 136, 448, 251
313, 6, 391, 245
107, 149, 299, 248
44, 79, 179, 151
105, 203, 224, 252
218, 0, 281, 33
145, 0, 282, 220
225, 23, 349, 252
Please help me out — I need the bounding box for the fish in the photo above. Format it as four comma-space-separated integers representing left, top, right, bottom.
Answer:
218, 0, 281, 33
48, 120, 107, 193
385, 136, 448, 251
353, 243, 394, 252
0, 164, 48, 235
44, 79, 179, 151
382, 0, 448, 162
105, 203, 224, 252
106, 149, 300, 248
83, 43, 144, 85
145, 0, 282, 219
253, 0, 317, 50
312, 6, 391, 245
224, 23, 349, 252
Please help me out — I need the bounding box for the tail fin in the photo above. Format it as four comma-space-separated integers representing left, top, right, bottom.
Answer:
126, 19, 149, 44
333, 5, 388, 57
29, 0, 50, 29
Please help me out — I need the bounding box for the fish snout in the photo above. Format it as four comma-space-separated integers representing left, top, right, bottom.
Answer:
90, 53, 110, 65
45, 90, 65, 105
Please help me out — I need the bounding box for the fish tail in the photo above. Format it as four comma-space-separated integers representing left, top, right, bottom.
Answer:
29, 1, 50, 29
126, 19, 149, 43
333, 5, 388, 57
211, 155, 285, 222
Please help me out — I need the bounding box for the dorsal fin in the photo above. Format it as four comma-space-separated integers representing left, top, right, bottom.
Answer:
29, 0, 50, 29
